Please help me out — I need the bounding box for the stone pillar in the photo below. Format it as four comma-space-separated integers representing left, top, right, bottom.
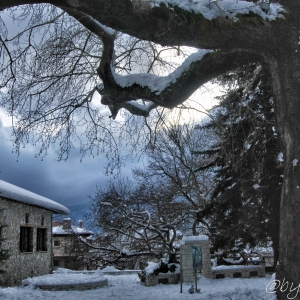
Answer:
180, 235, 212, 282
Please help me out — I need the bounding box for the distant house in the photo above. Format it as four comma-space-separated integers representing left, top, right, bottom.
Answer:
52, 218, 93, 270
0, 179, 69, 286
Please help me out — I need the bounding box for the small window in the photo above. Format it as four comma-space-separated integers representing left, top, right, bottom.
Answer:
37, 228, 47, 251
20, 227, 33, 252
41, 216, 44, 226
53, 260, 60, 267
54, 240, 60, 247
25, 213, 29, 224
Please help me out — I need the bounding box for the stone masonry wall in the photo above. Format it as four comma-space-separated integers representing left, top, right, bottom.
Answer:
180, 236, 212, 282
212, 264, 265, 279
0, 198, 53, 286
145, 273, 180, 287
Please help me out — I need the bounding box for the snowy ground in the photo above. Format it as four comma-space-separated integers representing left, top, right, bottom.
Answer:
0, 272, 277, 300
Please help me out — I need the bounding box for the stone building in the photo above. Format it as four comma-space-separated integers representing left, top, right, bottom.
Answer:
52, 218, 93, 270
0, 179, 69, 286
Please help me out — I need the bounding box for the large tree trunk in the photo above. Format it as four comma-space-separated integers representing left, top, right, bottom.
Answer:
269, 51, 300, 300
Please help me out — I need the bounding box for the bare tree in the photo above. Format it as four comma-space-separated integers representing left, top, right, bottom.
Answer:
0, 5, 192, 170
0, 2, 299, 298
87, 178, 191, 267
134, 123, 215, 235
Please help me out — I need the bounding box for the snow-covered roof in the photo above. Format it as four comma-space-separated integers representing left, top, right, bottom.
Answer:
0, 179, 69, 215
52, 225, 93, 236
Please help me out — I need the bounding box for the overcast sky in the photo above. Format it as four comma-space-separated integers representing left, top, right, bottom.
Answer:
0, 90, 217, 210
0, 109, 143, 209
0, 8, 147, 211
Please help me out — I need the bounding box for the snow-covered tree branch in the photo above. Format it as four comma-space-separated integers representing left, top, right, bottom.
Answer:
87, 178, 191, 265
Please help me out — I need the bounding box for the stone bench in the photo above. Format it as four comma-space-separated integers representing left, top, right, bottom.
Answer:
35, 278, 108, 291
145, 273, 180, 287
212, 264, 265, 279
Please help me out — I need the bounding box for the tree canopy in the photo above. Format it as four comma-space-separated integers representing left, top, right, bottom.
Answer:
136, 122, 215, 234
87, 177, 190, 266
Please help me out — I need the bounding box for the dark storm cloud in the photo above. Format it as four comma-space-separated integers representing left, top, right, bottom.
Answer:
0, 117, 142, 209
0, 8, 148, 210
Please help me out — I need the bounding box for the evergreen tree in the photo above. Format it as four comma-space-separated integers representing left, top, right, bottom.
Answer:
199, 66, 282, 267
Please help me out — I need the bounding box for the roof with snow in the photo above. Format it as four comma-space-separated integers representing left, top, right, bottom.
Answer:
0, 179, 70, 215
52, 225, 93, 236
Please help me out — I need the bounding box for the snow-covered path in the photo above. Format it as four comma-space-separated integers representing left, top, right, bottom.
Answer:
0, 274, 276, 300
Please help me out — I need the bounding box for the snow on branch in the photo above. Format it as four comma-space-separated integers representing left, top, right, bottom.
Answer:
111, 49, 213, 95
61, 7, 116, 39
85, 1, 267, 118
242, 65, 262, 101
105, 101, 158, 119
88, 17, 116, 36
151, 0, 286, 21
98, 46, 262, 116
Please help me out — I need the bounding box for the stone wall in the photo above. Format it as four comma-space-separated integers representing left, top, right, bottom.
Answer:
145, 273, 180, 287
180, 236, 212, 282
212, 264, 265, 279
0, 198, 53, 286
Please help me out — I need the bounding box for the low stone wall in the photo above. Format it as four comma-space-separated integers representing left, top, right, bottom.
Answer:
145, 273, 180, 287
35, 278, 108, 291
212, 264, 265, 279
102, 270, 141, 276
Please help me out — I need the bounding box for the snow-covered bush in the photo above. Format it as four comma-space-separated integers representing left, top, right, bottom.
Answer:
138, 258, 179, 282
